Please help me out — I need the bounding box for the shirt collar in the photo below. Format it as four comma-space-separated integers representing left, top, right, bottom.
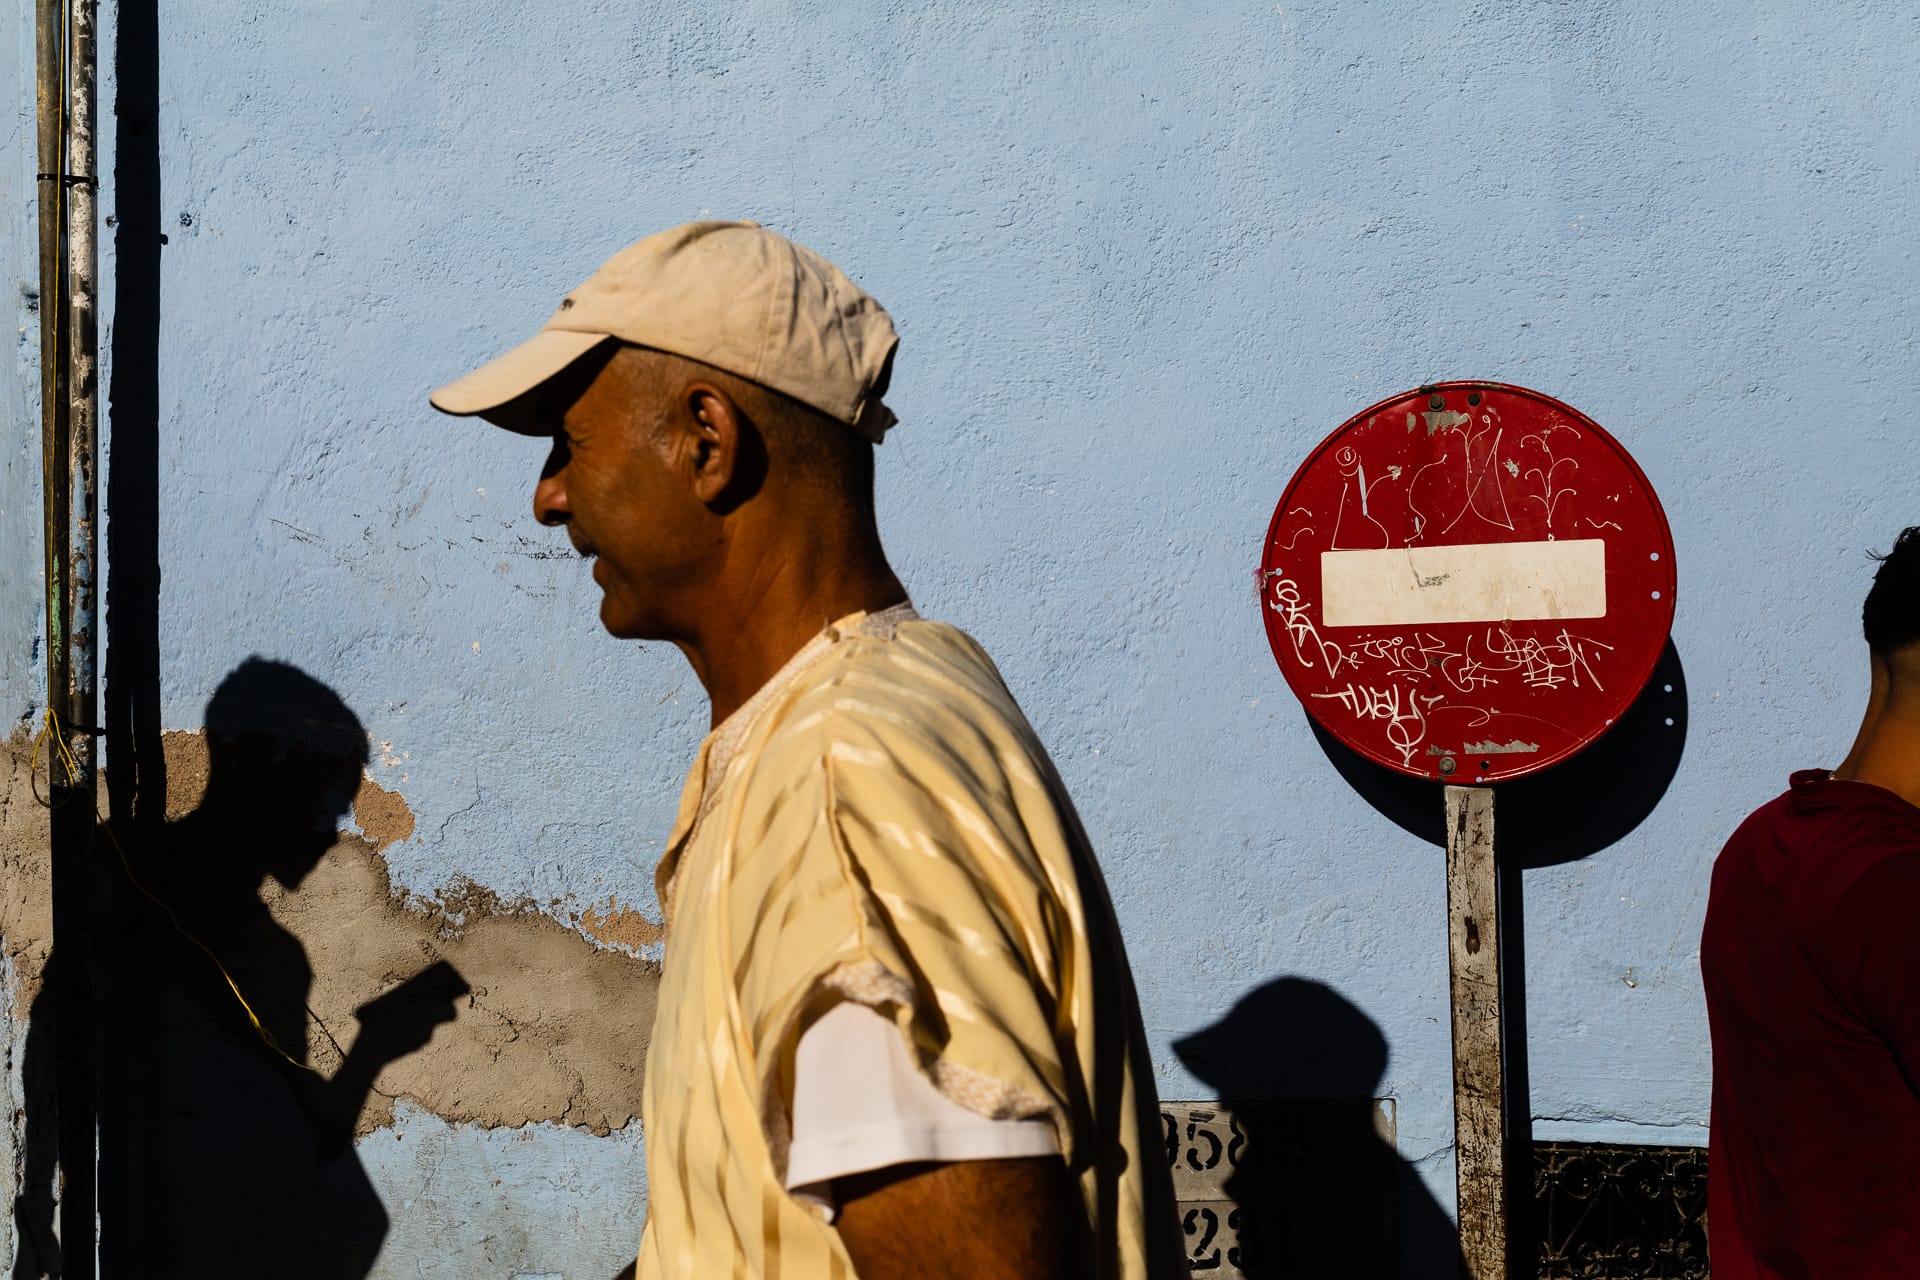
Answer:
653, 600, 919, 923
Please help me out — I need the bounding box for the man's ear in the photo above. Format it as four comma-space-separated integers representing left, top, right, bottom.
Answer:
681, 382, 742, 505
678, 381, 767, 513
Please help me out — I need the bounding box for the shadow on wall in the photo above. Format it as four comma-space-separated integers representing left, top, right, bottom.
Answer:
13, 661, 468, 1280
6, 7, 470, 1273
1174, 978, 1466, 1280
1309, 640, 1690, 868
1291, 641, 1691, 1276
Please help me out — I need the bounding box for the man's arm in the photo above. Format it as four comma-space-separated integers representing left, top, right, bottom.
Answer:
610, 1157, 1091, 1280
834, 1156, 1094, 1280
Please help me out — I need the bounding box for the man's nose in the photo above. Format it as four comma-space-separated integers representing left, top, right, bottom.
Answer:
534, 472, 569, 527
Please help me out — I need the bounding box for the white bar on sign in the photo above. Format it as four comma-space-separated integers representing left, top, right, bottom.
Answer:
1320, 539, 1607, 627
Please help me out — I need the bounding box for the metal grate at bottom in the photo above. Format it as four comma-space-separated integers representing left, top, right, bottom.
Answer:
1531, 1142, 1709, 1279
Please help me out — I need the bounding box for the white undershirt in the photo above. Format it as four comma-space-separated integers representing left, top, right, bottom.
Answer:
785, 1002, 1059, 1219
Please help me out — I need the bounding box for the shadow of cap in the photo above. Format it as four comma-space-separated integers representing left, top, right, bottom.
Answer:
1174, 977, 1388, 1101
204, 656, 369, 764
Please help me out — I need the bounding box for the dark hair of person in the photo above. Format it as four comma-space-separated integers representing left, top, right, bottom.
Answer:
1863, 526, 1920, 655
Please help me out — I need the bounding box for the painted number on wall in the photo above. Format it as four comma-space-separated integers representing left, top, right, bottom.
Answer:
1159, 1102, 1397, 1279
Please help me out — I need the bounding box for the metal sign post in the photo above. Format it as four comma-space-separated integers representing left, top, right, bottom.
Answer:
1259, 382, 1676, 1279
1444, 784, 1507, 1275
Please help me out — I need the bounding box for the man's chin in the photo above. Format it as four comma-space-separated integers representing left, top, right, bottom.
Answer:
597, 596, 654, 641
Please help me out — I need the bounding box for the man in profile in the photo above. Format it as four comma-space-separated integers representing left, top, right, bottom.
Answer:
431, 221, 1180, 1279
1701, 526, 1920, 1276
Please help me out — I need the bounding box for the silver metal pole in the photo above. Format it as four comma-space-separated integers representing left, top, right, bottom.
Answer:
51, 0, 101, 1272
66, 0, 99, 751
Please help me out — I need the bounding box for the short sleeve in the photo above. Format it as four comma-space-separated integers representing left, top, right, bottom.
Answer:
785, 1002, 1059, 1216
1827, 852, 1920, 1090
730, 706, 1076, 1181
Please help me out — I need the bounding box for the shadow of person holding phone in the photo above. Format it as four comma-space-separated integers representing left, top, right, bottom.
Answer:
15, 658, 469, 1279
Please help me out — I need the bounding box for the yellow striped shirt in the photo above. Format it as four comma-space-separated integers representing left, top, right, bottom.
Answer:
634, 605, 1181, 1278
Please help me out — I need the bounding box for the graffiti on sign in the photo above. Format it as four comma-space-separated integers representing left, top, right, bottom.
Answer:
1260, 383, 1676, 782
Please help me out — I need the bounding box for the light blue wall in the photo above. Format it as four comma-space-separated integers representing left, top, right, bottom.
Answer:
359, 1105, 646, 1279
4, 1, 44, 726
9, 0, 1919, 1273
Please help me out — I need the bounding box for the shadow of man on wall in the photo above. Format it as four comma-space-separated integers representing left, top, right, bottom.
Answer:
14, 659, 467, 1279
1173, 977, 1466, 1280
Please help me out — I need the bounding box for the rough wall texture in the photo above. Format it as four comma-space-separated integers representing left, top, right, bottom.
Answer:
5, 1, 1919, 1276
1, 0, 41, 731
1, 732, 657, 1133
0, 734, 53, 1005
1, 732, 51, 1262
167, 730, 659, 1136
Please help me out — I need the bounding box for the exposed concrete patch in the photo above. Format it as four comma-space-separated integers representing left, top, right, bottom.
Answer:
0, 730, 660, 1137
352, 772, 416, 851
0, 729, 53, 1004
164, 729, 663, 1138
273, 830, 658, 1137
577, 898, 665, 953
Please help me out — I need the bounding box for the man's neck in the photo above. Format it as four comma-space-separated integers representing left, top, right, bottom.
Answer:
1832, 656, 1920, 809
680, 519, 906, 729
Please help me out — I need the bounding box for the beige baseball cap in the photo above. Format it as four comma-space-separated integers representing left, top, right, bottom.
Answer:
430, 220, 899, 441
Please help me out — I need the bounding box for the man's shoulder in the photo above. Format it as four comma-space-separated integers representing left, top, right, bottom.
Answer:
770, 618, 1035, 755
1779, 774, 1920, 873
1710, 774, 1920, 941
726, 617, 1066, 842
1704, 786, 1808, 964
1712, 772, 1920, 867
1714, 785, 1798, 867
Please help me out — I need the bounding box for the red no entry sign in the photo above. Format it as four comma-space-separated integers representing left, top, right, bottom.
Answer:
1260, 382, 1675, 782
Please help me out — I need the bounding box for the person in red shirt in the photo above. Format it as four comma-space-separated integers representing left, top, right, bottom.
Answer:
1702, 525, 1920, 1278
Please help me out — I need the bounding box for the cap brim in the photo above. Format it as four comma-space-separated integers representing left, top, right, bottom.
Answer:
429, 329, 612, 432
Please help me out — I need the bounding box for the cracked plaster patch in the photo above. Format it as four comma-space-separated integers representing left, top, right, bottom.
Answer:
1, 730, 660, 1138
